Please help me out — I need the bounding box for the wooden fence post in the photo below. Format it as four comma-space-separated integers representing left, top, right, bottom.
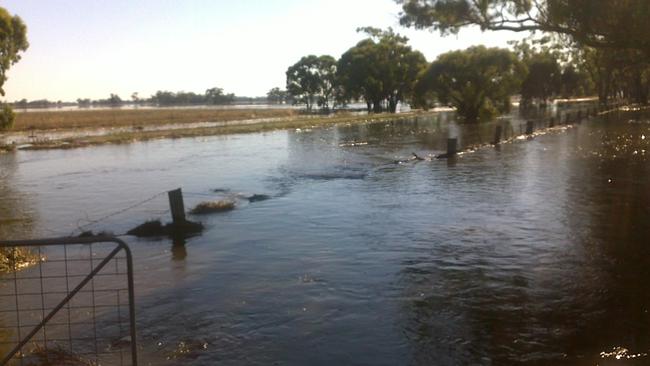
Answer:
493, 125, 502, 145
168, 188, 186, 225
447, 138, 457, 156
525, 121, 534, 135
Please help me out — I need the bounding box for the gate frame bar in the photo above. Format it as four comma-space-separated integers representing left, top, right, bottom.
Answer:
0, 236, 137, 365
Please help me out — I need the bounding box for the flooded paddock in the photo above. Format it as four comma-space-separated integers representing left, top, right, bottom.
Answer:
2, 107, 650, 365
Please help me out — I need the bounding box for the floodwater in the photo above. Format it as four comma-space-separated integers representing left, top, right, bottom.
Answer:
1, 106, 650, 365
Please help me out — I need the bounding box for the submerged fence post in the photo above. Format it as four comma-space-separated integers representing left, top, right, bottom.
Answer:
168, 188, 186, 224
447, 138, 458, 156
493, 125, 502, 145
525, 121, 534, 135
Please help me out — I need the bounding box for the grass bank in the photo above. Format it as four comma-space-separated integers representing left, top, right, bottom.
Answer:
12, 108, 298, 131
2, 109, 437, 151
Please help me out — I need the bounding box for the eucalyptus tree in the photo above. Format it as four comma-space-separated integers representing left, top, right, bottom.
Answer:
418, 46, 525, 122
517, 51, 562, 106
205, 87, 235, 105
398, 1, 650, 104
337, 28, 427, 113
0, 7, 28, 130
510, 38, 561, 105
396, 0, 650, 52
267, 87, 290, 104
286, 55, 337, 112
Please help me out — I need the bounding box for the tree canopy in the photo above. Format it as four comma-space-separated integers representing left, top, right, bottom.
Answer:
418, 46, 524, 121
286, 55, 338, 111
0, 7, 28, 97
337, 28, 427, 113
397, 0, 650, 51
0, 7, 28, 131
511, 42, 562, 105
266, 87, 291, 104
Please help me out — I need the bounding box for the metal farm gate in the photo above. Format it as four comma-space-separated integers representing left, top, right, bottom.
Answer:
0, 236, 137, 365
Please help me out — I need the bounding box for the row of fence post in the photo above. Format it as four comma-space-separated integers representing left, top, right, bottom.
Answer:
444, 101, 625, 156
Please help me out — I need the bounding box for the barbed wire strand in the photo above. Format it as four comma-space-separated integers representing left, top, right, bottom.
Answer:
72, 191, 169, 236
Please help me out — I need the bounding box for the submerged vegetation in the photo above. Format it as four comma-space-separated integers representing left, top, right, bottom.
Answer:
1, 109, 436, 151
0, 247, 40, 273
127, 219, 204, 238
9, 108, 297, 131
190, 200, 236, 215
26, 345, 96, 366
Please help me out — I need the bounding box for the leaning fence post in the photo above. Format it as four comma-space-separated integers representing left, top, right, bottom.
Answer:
168, 188, 186, 224
493, 125, 502, 145
447, 138, 457, 156
525, 121, 534, 135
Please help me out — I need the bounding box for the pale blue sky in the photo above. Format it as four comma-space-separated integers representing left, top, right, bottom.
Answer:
2, 0, 527, 101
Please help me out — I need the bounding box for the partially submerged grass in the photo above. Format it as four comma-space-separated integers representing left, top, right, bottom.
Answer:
126, 219, 204, 238
190, 200, 236, 214
247, 194, 271, 203
126, 220, 167, 237
0, 144, 16, 153
0, 247, 40, 273
6, 110, 436, 151
11, 108, 298, 131
26, 344, 96, 366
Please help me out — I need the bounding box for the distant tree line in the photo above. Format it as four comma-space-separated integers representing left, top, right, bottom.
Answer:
281, 27, 600, 121
10, 88, 239, 110
151, 87, 235, 106
12, 88, 281, 112
280, 28, 427, 114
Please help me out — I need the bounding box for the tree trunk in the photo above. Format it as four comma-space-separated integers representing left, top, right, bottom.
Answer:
373, 99, 383, 113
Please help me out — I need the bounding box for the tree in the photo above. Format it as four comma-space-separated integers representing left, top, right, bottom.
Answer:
315, 56, 338, 111
77, 98, 91, 108
0, 103, 14, 130
267, 87, 290, 104
0, 7, 28, 131
108, 93, 122, 106
520, 53, 562, 106
418, 46, 524, 122
0, 7, 28, 97
286, 55, 337, 112
205, 87, 235, 105
560, 65, 592, 99
573, 46, 650, 104
337, 28, 427, 113
397, 0, 650, 52
509, 38, 562, 106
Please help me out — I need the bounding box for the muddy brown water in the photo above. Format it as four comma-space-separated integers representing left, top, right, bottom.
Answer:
1, 106, 650, 365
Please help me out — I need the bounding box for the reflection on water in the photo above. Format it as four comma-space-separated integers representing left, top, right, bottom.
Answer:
0, 153, 35, 239
1, 107, 650, 364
